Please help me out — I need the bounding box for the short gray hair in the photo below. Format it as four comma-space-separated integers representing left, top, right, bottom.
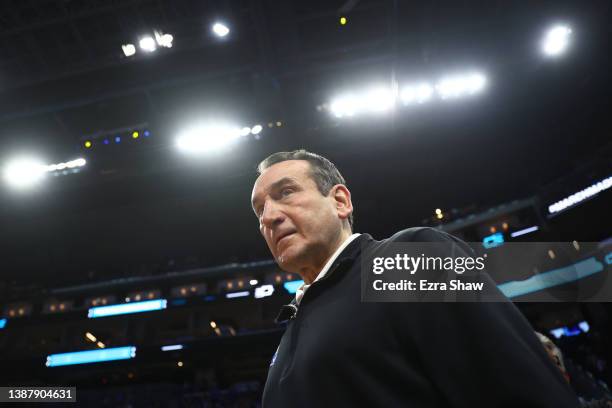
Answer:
257, 149, 353, 229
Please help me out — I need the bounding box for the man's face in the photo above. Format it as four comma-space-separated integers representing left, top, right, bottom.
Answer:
251, 160, 346, 273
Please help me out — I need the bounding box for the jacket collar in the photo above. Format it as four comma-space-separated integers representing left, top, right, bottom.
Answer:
274, 234, 373, 324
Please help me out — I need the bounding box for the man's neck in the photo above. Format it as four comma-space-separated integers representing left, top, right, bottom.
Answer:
299, 229, 352, 284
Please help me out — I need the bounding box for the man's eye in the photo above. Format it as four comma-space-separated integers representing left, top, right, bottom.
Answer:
281, 188, 294, 197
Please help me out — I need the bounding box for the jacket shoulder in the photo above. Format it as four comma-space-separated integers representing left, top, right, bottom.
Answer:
385, 227, 475, 256
387, 227, 456, 243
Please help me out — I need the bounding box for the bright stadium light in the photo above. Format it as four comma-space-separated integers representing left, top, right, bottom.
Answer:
250, 124, 263, 135
330, 86, 396, 118
400, 83, 433, 105
330, 72, 486, 118
139, 36, 157, 52
212, 22, 230, 38
122, 44, 136, 57
435, 72, 487, 100
176, 124, 244, 154
3, 157, 47, 189
364, 87, 396, 112
46, 158, 86, 173
154, 31, 173, 48
542, 25, 572, 57
240, 127, 252, 137
330, 94, 359, 118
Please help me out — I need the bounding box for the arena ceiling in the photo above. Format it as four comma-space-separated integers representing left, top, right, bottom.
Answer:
0, 0, 610, 287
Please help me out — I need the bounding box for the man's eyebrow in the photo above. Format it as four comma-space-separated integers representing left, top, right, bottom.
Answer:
270, 177, 298, 190
251, 177, 298, 210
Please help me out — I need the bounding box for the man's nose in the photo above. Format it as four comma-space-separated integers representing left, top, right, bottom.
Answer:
261, 200, 285, 229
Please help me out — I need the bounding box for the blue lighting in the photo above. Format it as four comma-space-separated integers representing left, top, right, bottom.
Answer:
605, 252, 612, 265
88, 299, 167, 318
498, 257, 603, 298
46, 346, 136, 367
483, 232, 504, 249
115, 136, 121, 143
283, 280, 304, 294
144, 130, 151, 137
549, 321, 590, 339
103, 139, 110, 145
203, 295, 216, 302
0, 318, 6, 329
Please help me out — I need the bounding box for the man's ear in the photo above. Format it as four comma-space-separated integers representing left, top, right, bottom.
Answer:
331, 184, 353, 221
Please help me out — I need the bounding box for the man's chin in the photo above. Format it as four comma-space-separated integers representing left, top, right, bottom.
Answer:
276, 247, 303, 272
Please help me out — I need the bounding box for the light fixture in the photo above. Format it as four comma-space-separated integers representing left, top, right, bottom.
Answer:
3, 157, 47, 189
435, 73, 487, 100
176, 124, 242, 154
122, 44, 136, 57
330, 72, 486, 118
226, 291, 250, 299
254, 284, 274, 299
88, 299, 167, 318
364, 87, 396, 112
161, 344, 184, 351
212, 22, 230, 38
548, 175, 612, 214
329, 94, 359, 118
542, 25, 572, 57
154, 31, 173, 48
139, 36, 157, 52
46, 346, 136, 367
283, 280, 304, 294
46, 158, 86, 173
510, 226, 539, 238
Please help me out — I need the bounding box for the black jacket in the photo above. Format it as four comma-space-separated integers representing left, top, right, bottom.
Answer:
262, 227, 580, 407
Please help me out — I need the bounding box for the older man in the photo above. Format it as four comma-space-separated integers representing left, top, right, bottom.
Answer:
251, 149, 579, 407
